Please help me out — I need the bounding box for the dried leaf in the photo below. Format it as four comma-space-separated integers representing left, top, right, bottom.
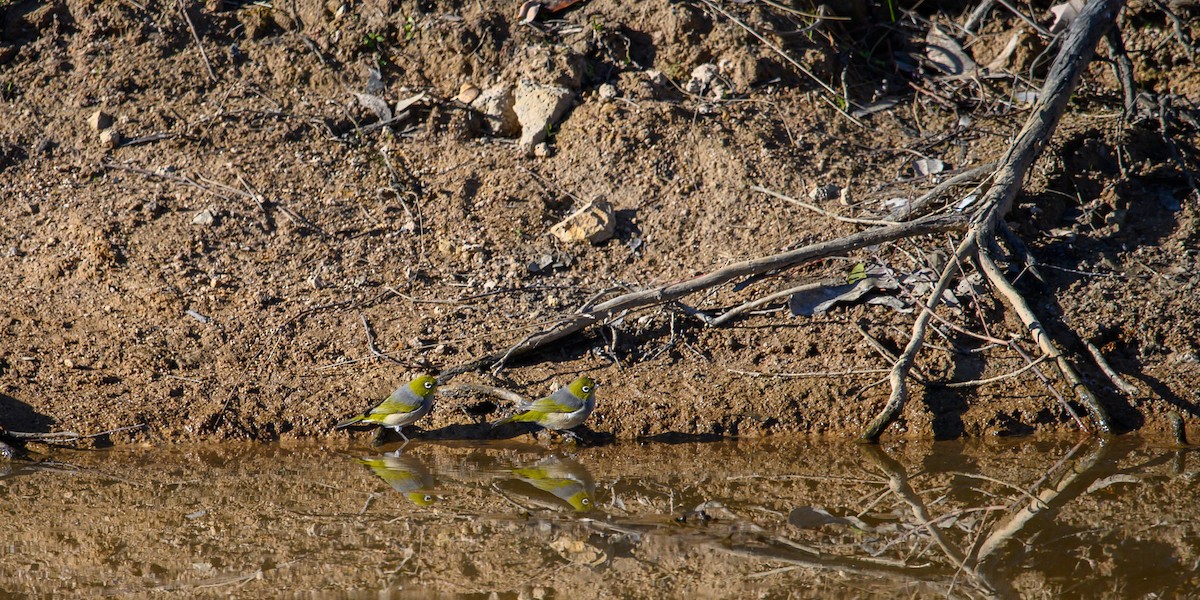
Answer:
954, 194, 979, 211
925, 25, 976, 76
1049, 0, 1086, 33
394, 92, 427, 116
914, 157, 945, 177
847, 262, 867, 284
355, 93, 392, 122
790, 277, 901, 316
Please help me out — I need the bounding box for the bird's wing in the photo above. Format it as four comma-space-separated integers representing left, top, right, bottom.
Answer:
369, 393, 423, 416
521, 389, 583, 414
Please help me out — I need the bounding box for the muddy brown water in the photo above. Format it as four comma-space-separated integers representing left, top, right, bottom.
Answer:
2, 437, 1197, 598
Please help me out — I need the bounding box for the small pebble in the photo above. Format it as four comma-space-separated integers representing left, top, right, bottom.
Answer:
191, 208, 216, 226
88, 110, 113, 131
99, 128, 121, 148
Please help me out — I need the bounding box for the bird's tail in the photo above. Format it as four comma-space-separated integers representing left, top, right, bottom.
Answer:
492, 411, 535, 427
334, 414, 366, 429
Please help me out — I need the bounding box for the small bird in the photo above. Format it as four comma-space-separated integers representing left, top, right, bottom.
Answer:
335, 374, 438, 442
356, 451, 439, 507
493, 376, 597, 438
511, 455, 595, 512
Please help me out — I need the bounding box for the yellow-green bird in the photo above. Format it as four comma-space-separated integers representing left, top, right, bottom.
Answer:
356, 451, 439, 507
335, 374, 438, 442
493, 376, 597, 437
512, 455, 596, 512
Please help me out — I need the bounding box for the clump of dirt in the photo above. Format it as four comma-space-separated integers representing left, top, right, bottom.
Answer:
0, 0, 1197, 443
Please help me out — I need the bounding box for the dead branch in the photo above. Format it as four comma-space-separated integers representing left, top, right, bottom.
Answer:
752, 185, 895, 227
2, 424, 146, 442
887, 161, 997, 222
438, 384, 528, 405
976, 248, 1112, 430
1103, 27, 1138, 115
443, 213, 966, 377
861, 0, 1124, 441
861, 236, 974, 441
705, 279, 835, 327
1084, 341, 1140, 396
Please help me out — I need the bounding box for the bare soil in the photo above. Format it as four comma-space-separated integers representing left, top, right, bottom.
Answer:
1, 0, 1199, 444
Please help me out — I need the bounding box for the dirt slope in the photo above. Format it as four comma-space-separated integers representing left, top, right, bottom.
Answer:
1, 0, 1198, 443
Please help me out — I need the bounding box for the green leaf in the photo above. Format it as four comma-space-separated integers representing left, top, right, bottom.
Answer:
847, 263, 867, 284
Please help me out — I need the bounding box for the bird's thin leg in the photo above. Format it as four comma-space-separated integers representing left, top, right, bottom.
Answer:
561, 429, 581, 443
394, 426, 411, 444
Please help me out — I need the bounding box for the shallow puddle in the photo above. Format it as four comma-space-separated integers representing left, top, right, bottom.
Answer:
2, 437, 1197, 597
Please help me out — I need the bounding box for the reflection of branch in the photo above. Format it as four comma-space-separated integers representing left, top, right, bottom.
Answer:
974, 441, 1113, 560
582, 518, 951, 584
858, 444, 1009, 597
3, 424, 146, 443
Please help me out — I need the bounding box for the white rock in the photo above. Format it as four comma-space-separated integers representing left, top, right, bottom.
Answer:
192, 208, 216, 226
513, 80, 573, 155
549, 198, 616, 245
471, 84, 519, 137
686, 63, 720, 96
99, 128, 121, 148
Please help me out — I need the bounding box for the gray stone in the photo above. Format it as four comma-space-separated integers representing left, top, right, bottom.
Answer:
471, 84, 519, 137
192, 208, 216, 226
513, 80, 573, 155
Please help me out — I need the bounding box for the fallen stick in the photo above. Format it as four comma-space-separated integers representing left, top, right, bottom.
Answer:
443, 213, 966, 377
1084, 341, 1140, 396
861, 0, 1124, 441
177, 0, 217, 82
977, 248, 1112, 430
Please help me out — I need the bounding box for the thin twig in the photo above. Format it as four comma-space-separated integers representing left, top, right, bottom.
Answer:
752, 185, 896, 226
887, 161, 997, 222
942, 355, 1049, 388
978, 248, 1110, 431
728, 368, 891, 378
707, 280, 835, 327
4, 423, 146, 442
1103, 27, 1138, 115
360, 313, 403, 364
993, 0, 1052, 37
963, 0, 997, 33
177, 0, 217, 82
1084, 341, 1140, 396
438, 383, 529, 405
1009, 342, 1089, 430
862, 235, 975, 442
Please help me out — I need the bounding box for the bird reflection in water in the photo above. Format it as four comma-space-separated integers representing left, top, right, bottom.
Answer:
357, 450, 440, 507
509, 454, 596, 512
